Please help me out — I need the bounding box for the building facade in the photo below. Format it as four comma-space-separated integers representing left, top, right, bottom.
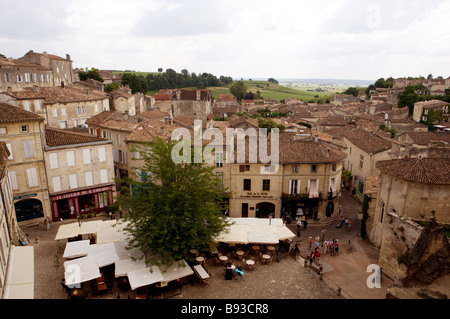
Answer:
0, 103, 51, 225
44, 127, 116, 220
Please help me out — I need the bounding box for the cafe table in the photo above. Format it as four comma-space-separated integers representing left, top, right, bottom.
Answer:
236, 250, 245, 257
196, 256, 205, 265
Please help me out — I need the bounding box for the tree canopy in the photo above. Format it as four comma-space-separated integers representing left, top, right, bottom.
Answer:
78, 68, 104, 82
229, 81, 248, 102
114, 138, 230, 266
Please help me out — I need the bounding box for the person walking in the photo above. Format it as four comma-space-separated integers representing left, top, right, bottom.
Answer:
344, 217, 349, 229
309, 250, 315, 265
308, 236, 313, 249
323, 240, 328, 254
348, 219, 352, 231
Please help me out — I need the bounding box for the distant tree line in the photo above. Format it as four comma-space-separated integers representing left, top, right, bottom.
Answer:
119, 69, 233, 94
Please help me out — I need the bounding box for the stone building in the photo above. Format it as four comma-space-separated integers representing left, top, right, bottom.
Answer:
412, 100, 450, 123
0, 57, 53, 92
0, 103, 51, 225
44, 127, 116, 221
222, 133, 346, 221
17, 50, 74, 87
368, 157, 450, 248
328, 127, 392, 199
0, 86, 110, 129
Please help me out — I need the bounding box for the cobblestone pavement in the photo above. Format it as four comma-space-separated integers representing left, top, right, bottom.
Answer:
25, 190, 392, 300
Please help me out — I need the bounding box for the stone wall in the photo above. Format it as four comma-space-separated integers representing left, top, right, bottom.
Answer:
379, 212, 450, 285
379, 212, 422, 282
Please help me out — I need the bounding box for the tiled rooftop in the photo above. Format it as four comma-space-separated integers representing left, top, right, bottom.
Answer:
376, 157, 450, 184
45, 126, 108, 147
0, 102, 45, 123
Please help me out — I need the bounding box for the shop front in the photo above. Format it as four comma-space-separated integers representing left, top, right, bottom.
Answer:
50, 185, 115, 220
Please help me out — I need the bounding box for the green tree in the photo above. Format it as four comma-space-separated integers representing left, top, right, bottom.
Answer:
258, 118, 285, 133
114, 138, 230, 267
104, 82, 119, 93
420, 109, 444, 131
398, 85, 420, 115
78, 68, 104, 82
229, 81, 248, 102
343, 87, 359, 97
268, 78, 279, 84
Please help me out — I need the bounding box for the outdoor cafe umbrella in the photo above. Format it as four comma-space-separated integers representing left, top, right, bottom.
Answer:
62, 239, 90, 259
63, 256, 101, 286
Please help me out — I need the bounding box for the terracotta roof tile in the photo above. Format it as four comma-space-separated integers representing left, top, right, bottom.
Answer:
5, 86, 107, 104
45, 126, 107, 147
0, 102, 44, 123
376, 158, 450, 184
406, 132, 450, 145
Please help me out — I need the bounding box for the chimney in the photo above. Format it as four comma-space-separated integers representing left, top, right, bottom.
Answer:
124, 110, 129, 120
43, 51, 48, 56
66, 54, 71, 61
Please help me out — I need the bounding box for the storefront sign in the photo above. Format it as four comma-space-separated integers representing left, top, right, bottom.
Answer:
51, 186, 113, 201
14, 193, 37, 200
240, 192, 273, 199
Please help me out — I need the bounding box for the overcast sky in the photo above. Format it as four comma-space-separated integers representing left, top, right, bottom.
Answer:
1, 0, 449, 81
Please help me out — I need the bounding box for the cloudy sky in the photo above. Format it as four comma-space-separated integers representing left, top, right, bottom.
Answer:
1, 0, 449, 81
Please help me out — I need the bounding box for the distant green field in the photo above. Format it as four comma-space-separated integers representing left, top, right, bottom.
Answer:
210, 80, 334, 103
112, 73, 334, 102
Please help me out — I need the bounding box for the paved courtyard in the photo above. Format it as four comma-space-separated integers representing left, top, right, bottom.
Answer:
24, 189, 393, 300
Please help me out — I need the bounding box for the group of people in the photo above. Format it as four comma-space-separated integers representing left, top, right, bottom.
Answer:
307, 228, 340, 265
336, 216, 352, 230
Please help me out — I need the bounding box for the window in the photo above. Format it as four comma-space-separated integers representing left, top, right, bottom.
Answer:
289, 180, 300, 194
17, 75, 23, 82
0, 127, 6, 135
85, 171, 94, 186
262, 179, 270, 191
4, 73, 10, 82
292, 165, 298, 173
216, 172, 224, 189
66, 150, 75, 166
23, 141, 34, 158
329, 178, 337, 197
21, 125, 28, 133
98, 147, 106, 162
35, 100, 41, 111
264, 165, 276, 173
102, 131, 108, 138
49, 153, 59, 169
69, 174, 78, 189
359, 155, 364, 169
118, 135, 122, 146
53, 109, 58, 118
24, 100, 30, 111
243, 179, 251, 191
8, 171, 18, 190
216, 152, 223, 167
83, 149, 91, 164
100, 169, 108, 184
311, 164, 317, 173
61, 108, 66, 117
25, 73, 31, 83
26, 168, 39, 187
239, 165, 250, 172
308, 179, 319, 198
332, 163, 337, 171
59, 121, 67, 129
52, 176, 62, 192
6, 143, 12, 160
95, 104, 99, 113
118, 150, 123, 163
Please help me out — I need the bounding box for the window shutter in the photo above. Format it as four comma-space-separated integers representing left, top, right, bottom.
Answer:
100, 169, 108, 184
23, 141, 34, 158
83, 149, 91, 164
6, 143, 13, 160
8, 171, 18, 190
52, 176, 62, 192
297, 180, 301, 194
49, 153, 59, 169
288, 180, 292, 194
69, 174, 78, 189
27, 168, 38, 187
66, 151, 75, 166
85, 171, 93, 186
98, 147, 106, 162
